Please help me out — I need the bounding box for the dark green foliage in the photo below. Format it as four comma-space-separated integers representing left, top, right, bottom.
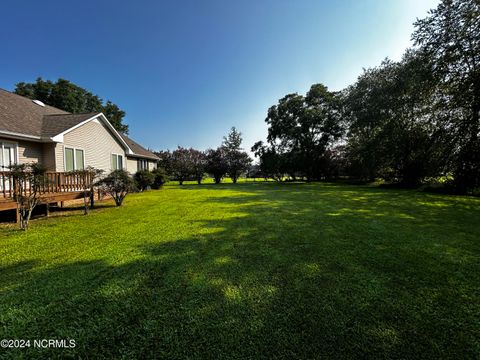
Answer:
134, 170, 155, 191
102, 100, 127, 134
343, 0, 480, 191
225, 151, 251, 184
412, 0, 480, 192
162, 147, 206, 185
262, 84, 344, 181
344, 53, 443, 186
205, 147, 229, 184
151, 167, 168, 189
155, 130, 249, 185
251, 141, 283, 181
14, 77, 128, 133
190, 149, 207, 184
155, 150, 174, 175
253, 0, 479, 193
96, 170, 135, 206
170, 147, 192, 185
222, 127, 252, 183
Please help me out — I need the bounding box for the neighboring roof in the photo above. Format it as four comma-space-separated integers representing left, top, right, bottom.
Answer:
119, 133, 159, 160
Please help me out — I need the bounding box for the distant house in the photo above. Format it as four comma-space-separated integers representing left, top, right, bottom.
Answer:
0, 88, 159, 174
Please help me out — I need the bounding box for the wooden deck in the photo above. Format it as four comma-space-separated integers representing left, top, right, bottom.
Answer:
0, 171, 93, 211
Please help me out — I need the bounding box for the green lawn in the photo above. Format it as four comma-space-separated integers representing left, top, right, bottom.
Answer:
0, 182, 479, 359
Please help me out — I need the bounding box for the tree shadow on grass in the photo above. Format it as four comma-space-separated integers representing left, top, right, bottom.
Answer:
0, 183, 479, 359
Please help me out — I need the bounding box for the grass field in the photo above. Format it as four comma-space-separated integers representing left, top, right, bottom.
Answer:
0, 182, 479, 359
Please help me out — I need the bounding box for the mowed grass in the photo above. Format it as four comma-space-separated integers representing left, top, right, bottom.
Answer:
0, 182, 479, 359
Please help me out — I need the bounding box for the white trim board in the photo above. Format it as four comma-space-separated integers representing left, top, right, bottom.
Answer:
51, 113, 133, 155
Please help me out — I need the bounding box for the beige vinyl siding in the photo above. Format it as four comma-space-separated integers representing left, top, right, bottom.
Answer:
55, 119, 126, 172
18, 140, 43, 164
126, 158, 137, 174
42, 143, 56, 171
148, 160, 157, 171
54, 143, 64, 172
0, 138, 59, 171
125, 157, 157, 173
126, 157, 158, 173
0, 138, 43, 166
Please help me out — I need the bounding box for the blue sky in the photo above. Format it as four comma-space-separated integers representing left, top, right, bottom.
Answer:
0, 0, 438, 153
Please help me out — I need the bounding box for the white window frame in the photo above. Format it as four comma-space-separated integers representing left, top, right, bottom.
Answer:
64, 146, 85, 172
0, 141, 19, 171
111, 153, 124, 171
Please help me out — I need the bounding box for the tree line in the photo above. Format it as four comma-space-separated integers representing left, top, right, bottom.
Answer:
155, 127, 252, 185
252, 0, 479, 194
12, 1, 477, 193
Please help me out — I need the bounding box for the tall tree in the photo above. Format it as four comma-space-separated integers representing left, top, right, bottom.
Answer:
190, 149, 207, 184
103, 101, 128, 133
155, 150, 174, 175
205, 148, 229, 184
222, 127, 252, 183
14, 77, 129, 133
170, 147, 194, 185
251, 141, 283, 181
412, 0, 480, 192
264, 84, 343, 181
344, 53, 443, 186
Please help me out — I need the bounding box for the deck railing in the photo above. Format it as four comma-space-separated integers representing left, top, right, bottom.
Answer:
0, 171, 94, 200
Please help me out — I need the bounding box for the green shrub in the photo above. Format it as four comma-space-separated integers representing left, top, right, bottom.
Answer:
134, 170, 155, 191
96, 170, 135, 206
151, 167, 168, 189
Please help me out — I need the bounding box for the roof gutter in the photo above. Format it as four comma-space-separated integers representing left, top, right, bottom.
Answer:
0, 130, 50, 142
125, 153, 160, 161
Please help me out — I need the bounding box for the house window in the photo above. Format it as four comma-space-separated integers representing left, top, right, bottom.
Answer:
112, 154, 123, 170
137, 159, 148, 171
75, 149, 85, 170
65, 148, 74, 171
0, 142, 18, 170
65, 147, 85, 171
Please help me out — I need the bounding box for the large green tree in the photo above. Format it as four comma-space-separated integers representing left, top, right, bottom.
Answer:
412, 0, 480, 192
205, 147, 229, 184
222, 127, 252, 184
170, 147, 194, 185
264, 84, 343, 181
15, 78, 128, 133
251, 141, 283, 181
344, 52, 445, 186
252, 0, 479, 192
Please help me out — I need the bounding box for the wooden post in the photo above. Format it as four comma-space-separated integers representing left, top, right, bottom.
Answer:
45, 203, 50, 217
90, 187, 95, 208
15, 205, 20, 224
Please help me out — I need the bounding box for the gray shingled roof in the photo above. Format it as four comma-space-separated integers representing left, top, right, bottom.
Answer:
42, 112, 100, 137
119, 133, 159, 160
0, 88, 69, 137
0, 88, 101, 139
